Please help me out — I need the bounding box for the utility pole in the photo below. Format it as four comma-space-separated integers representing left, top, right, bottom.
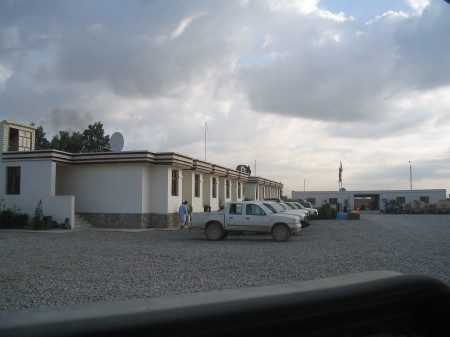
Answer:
409, 161, 412, 190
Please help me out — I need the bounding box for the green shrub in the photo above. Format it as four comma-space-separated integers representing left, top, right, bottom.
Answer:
0, 209, 15, 228
0, 202, 29, 229
31, 200, 45, 230
317, 203, 338, 219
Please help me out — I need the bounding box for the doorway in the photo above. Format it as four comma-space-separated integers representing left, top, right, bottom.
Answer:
354, 194, 380, 211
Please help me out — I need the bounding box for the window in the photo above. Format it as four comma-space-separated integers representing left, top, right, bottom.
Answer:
194, 174, 200, 198
397, 197, 405, 204
171, 170, 179, 196
226, 180, 230, 199
420, 196, 429, 203
229, 203, 242, 214
256, 187, 259, 200
8, 128, 32, 151
307, 198, 316, 205
7, 167, 21, 195
329, 198, 338, 204
212, 177, 217, 198
19, 130, 32, 151
246, 204, 265, 215
237, 182, 241, 199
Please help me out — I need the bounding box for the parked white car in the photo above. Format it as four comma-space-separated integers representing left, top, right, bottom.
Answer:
262, 201, 309, 227
190, 201, 302, 242
285, 202, 319, 220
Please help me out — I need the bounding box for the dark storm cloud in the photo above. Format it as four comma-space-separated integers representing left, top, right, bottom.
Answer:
48, 108, 93, 132
52, 1, 242, 98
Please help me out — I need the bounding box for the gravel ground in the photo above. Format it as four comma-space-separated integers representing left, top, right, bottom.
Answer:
1, 212, 449, 311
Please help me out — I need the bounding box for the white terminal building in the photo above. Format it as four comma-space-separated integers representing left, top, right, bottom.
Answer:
292, 189, 447, 211
0, 120, 283, 229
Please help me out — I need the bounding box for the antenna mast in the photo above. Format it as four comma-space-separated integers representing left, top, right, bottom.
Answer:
204, 120, 207, 161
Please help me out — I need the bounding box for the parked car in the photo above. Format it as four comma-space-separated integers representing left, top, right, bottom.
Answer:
190, 201, 302, 242
299, 201, 319, 219
279, 202, 310, 219
262, 201, 309, 227
286, 201, 319, 220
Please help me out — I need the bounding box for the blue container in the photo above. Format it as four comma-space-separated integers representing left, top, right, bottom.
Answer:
336, 213, 348, 220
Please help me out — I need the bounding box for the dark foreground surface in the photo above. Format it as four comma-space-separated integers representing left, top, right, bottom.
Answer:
1, 212, 449, 310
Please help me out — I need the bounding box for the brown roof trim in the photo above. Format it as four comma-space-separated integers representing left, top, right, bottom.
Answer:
2, 150, 282, 187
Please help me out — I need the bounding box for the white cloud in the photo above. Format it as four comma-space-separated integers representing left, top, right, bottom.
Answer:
0, 64, 12, 90
87, 23, 106, 35
268, 0, 319, 14
405, 0, 430, 14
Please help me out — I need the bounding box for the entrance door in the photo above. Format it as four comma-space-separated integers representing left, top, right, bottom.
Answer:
354, 194, 380, 210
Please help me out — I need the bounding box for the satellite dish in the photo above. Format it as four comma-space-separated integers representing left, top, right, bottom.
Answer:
110, 132, 124, 152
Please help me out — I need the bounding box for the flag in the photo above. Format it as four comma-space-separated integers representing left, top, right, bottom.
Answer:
339, 161, 343, 182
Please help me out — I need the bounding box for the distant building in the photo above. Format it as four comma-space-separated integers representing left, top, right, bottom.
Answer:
0, 120, 283, 229
292, 189, 447, 211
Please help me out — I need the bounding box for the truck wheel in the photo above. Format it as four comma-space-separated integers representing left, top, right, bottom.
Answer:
205, 222, 224, 241
272, 224, 290, 242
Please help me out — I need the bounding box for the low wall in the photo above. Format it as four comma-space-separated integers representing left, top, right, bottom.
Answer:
78, 212, 180, 229
2, 194, 74, 228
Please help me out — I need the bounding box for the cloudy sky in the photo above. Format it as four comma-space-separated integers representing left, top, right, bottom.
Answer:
1, 0, 449, 196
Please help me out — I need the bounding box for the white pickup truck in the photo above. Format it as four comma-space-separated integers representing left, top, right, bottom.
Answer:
190, 201, 302, 242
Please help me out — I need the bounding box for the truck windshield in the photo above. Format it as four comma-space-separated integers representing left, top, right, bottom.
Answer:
263, 203, 283, 213
279, 203, 292, 210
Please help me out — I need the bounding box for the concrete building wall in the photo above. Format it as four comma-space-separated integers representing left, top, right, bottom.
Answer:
168, 168, 182, 214
292, 189, 447, 211
147, 165, 169, 213
244, 184, 258, 200
1, 160, 74, 226
56, 164, 144, 213
232, 180, 243, 201
202, 174, 219, 211
218, 177, 233, 207
181, 170, 204, 213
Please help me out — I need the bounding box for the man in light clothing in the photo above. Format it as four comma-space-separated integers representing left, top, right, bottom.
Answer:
179, 200, 189, 229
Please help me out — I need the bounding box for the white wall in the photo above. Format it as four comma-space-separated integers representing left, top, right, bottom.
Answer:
244, 184, 257, 200
56, 164, 144, 213
167, 168, 182, 214
292, 189, 447, 209
1, 160, 75, 226
146, 165, 169, 213
218, 178, 233, 206
202, 174, 219, 211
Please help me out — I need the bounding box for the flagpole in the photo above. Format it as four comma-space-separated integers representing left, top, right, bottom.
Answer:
338, 161, 343, 213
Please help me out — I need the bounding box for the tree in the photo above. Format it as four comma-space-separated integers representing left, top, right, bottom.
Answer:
31, 121, 111, 153
33, 124, 51, 150
82, 122, 111, 153
51, 131, 71, 151
67, 132, 84, 153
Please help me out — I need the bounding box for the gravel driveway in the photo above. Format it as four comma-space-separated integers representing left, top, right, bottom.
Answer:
1, 212, 449, 311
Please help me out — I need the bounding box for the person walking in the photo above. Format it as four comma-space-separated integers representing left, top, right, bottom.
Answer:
179, 200, 189, 229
